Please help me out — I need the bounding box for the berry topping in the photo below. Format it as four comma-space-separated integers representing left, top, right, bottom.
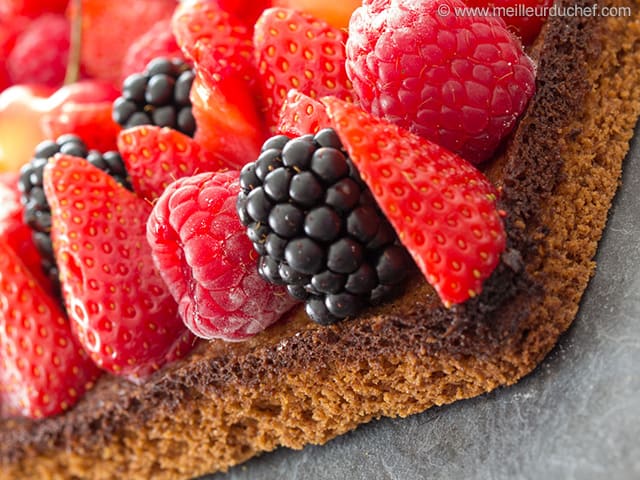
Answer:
6, 13, 70, 88
237, 129, 412, 325
172, 0, 256, 89
277, 89, 332, 137
72, 0, 177, 84
113, 57, 196, 137
43, 155, 196, 380
18, 135, 131, 297
189, 72, 265, 170
323, 97, 506, 307
117, 125, 232, 202
0, 238, 101, 419
346, 0, 536, 163
147, 170, 298, 341
121, 19, 186, 82
253, 7, 355, 131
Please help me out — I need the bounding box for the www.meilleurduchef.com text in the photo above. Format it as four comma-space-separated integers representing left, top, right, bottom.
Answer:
437, 3, 632, 18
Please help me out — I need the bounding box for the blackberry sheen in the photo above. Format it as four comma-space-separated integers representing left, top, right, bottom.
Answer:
18, 134, 132, 296
236, 129, 412, 325
112, 57, 196, 136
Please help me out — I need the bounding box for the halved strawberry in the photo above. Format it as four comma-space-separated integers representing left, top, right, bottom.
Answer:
0, 237, 101, 419
43, 154, 196, 381
172, 0, 256, 88
322, 97, 506, 307
191, 72, 266, 169
253, 7, 355, 130
277, 89, 331, 137
117, 125, 231, 202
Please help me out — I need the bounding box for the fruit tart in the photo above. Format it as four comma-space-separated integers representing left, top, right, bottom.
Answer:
1, 0, 640, 478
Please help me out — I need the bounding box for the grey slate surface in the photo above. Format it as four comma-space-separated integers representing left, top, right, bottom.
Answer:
203, 127, 640, 480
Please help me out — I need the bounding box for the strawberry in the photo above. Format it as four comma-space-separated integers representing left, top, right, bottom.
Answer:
191, 72, 266, 170
253, 7, 355, 131
0, 172, 50, 290
322, 97, 506, 307
0, 238, 101, 419
43, 154, 196, 381
277, 89, 331, 136
465, 0, 554, 45
72, 0, 177, 84
147, 170, 298, 340
121, 19, 186, 83
41, 101, 121, 153
117, 125, 231, 202
172, 0, 256, 88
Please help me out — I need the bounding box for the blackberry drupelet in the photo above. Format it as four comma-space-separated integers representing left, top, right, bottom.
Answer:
18, 134, 132, 296
112, 57, 196, 136
236, 128, 413, 325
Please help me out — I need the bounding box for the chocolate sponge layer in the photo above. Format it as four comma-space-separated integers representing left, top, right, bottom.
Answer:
2, 0, 640, 478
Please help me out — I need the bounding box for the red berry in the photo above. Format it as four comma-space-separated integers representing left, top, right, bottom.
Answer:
73, 0, 177, 84
43, 154, 197, 381
253, 7, 355, 131
346, 0, 536, 164
209, 0, 273, 27
0, 15, 29, 59
277, 89, 331, 136
465, 0, 553, 45
147, 170, 298, 341
191, 72, 266, 169
117, 125, 231, 202
0, 0, 68, 18
0, 172, 51, 291
172, 0, 256, 88
0, 237, 101, 419
7, 14, 70, 88
323, 97, 506, 307
121, 19, 186, 83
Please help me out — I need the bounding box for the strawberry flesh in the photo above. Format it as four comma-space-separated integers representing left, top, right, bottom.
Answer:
43, 154, 196, 381
323, 97, 506, 306
0, 237, 101, 419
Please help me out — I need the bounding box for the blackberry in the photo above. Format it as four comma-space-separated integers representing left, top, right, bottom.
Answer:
112, 57, 196, 137
237, 129, 412, 325
18, 134, 132, 296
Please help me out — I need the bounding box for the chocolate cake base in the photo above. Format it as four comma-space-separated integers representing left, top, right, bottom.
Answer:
2, 0, 640, 478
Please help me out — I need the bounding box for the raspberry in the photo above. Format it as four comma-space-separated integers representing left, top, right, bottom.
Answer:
147, 170, 298, 341
7, 14, 70, 88
346, 0, 536, 164
236, 129, 412, 325
18, 134, 131, 296
113, 57, 196, 137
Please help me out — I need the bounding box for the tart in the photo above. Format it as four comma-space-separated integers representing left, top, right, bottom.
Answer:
2, 0, 640, 478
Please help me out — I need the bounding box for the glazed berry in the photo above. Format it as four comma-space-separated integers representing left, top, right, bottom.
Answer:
112, 57, 196, 136
237, 128, 412, 325
18, 135, 131, 296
